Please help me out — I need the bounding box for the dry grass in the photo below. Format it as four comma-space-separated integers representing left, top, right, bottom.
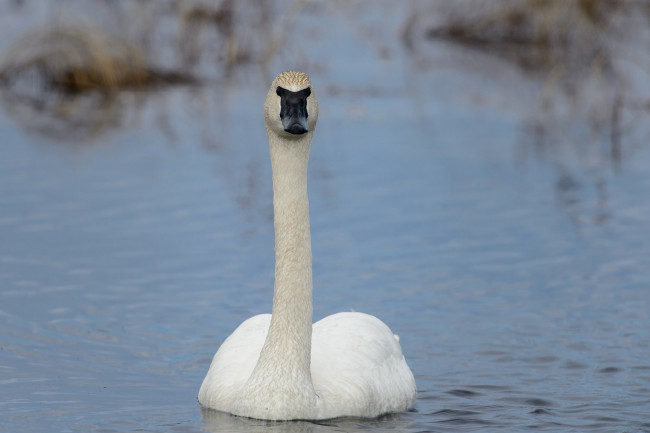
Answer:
0, 1, 286, 142
404, 0, 650, 152
0, 1, 310, 96
401, 0, 650, 217
420, 0, 635, 73
0, 25, 196, 142
0, 26, 194, 95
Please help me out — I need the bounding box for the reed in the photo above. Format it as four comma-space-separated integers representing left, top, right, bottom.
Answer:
0, 26, 194, 95
420, 0, 634, 72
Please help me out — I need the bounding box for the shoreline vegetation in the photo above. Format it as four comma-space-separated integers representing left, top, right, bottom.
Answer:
0, 0, 647, 160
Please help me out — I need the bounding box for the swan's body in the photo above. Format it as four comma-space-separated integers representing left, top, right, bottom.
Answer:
198, 71, 416, 420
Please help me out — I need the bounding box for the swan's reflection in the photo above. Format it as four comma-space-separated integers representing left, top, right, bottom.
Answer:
200, 406, 415, 433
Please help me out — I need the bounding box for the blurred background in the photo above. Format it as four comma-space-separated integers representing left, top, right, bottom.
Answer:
1, 1, 649, 432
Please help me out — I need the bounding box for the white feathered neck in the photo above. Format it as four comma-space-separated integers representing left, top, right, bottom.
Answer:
232, 77, 320, 418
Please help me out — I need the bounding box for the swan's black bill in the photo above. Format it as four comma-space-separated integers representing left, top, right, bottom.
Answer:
277, 86, 310, 135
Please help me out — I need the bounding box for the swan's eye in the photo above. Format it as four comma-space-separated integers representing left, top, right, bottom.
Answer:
276, 86, 311, 100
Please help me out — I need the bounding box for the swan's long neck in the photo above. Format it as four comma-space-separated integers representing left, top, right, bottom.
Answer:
239, 129, 317, 414
265, 131, 314, 371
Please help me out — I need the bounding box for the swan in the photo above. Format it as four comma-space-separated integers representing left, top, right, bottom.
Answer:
198, 70, 417, 420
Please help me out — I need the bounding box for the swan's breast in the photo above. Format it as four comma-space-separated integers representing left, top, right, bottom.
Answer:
198, 314, 270, 410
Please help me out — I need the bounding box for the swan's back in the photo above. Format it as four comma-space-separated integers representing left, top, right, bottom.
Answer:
311, 312, 417, 418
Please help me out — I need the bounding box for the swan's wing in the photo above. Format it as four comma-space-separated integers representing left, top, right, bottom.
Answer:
311, 312, 417, 418
198, 314, 270, 410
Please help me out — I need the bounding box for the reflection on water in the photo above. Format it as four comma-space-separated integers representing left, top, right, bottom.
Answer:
402, 0, 650, 228
0, 88, 122, 142
1, 1, 650, 433
0, 22, 197, 142
2, 0, 648, 167
200, 407, 415, 433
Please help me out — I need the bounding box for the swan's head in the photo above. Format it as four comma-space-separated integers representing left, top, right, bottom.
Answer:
265, 71, 318, 138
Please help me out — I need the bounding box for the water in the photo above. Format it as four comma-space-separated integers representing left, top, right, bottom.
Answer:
1, 2, 650, 432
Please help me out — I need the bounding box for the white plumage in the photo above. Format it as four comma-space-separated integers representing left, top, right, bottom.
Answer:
198, 71, 416, 420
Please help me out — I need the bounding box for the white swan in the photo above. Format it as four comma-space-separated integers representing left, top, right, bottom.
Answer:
198, 71, 417, 420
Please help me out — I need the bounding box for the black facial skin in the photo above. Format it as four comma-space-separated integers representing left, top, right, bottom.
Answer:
276, 86, 311, 135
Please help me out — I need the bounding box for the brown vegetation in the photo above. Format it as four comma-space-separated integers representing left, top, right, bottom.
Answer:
404, 0, 650, 161
0, 26, 194, 95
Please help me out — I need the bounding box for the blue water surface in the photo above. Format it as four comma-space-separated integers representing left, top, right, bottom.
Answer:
1, 2, 649, 432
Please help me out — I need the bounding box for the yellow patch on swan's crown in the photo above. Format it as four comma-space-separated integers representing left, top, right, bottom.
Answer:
275, 70, 311, 92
